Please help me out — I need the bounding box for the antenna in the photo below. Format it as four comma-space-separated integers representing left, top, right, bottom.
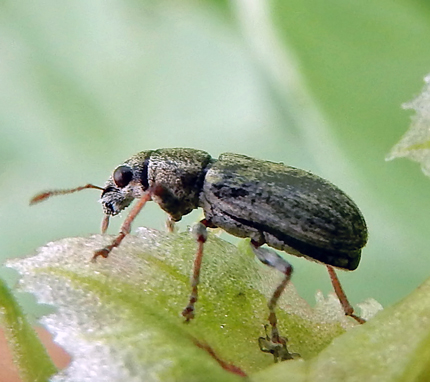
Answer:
30, 184, 104, 205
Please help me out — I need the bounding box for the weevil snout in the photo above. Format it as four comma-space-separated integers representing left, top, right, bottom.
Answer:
99, 183, 135, 216
99, 164, 146, 216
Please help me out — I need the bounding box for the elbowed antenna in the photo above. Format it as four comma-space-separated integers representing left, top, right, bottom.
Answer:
29, 184, 105, 205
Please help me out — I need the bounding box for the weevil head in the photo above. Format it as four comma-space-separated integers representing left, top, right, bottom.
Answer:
99, 149, 213, 221
100, 164, 142, 216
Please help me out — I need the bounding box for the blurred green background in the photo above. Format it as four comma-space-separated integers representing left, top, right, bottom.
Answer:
2, 0, 430, 316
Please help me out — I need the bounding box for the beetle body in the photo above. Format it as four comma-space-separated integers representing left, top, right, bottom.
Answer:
101, 148, 367, 269
201, 153, 366, 270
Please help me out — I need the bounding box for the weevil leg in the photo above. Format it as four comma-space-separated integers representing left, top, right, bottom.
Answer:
258, 325, 300, 362
327, 265, 366, 324
165, 216, 176, 233
101, 214, 110, 234
93, 191, 152, 261
250, 240, 293, 345
182, 220, 211, 322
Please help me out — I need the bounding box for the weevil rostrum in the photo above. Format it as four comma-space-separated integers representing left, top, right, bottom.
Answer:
31, 148, 368, 361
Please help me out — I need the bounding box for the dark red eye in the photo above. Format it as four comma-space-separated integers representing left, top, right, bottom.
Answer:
113, 165, 133, 188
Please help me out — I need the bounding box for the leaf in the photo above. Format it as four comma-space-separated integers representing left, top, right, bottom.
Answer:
252, 272, 430, 382
387, 74, 430, 176
8, 226, 430, 381
6, 228, 360, 381
0, 276, 57, 382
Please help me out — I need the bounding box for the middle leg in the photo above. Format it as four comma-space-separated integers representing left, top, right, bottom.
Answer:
251, 240, 297, 362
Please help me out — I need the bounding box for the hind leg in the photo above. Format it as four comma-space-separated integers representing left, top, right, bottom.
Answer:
327, 266, 365, 324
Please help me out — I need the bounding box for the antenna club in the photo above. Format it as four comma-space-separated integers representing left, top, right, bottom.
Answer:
29, 192, 52, 205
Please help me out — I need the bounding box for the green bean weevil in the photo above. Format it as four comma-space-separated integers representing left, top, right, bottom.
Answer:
31, 148, 368, 361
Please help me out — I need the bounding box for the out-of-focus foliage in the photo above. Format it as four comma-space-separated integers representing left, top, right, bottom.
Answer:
388, 75, 430, 175
0, 277, 56, 382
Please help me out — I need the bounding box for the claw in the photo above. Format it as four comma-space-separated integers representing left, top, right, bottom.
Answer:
258, 325, 300, 363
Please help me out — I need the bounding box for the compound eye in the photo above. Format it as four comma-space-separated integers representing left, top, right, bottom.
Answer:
113, 165, 133, 188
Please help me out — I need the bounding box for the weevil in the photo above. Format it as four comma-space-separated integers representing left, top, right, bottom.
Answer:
31, 148, 368, 357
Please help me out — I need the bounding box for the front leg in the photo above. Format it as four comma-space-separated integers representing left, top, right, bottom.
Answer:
165, 215, 176, 233
93, 191, 152, 260
182, 219, 213, 321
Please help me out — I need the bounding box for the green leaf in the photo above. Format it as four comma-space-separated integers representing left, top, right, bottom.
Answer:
252, 274, 430, 382
12, 227, 430, 382
6, 228, 363, 381
0, 276, 57, 382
